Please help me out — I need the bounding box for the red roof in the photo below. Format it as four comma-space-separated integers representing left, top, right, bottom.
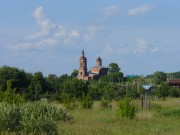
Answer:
168, 79, 180, 86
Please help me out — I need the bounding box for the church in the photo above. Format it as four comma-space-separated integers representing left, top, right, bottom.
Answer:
77, 50, 108, 81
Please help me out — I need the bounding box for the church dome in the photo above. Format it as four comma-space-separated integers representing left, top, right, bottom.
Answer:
96, 57, 102, 62
80, 50, 87, 60
96, 56, 102, 66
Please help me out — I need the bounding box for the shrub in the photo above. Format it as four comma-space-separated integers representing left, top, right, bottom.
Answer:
0, 102, 22, 133
80, 93, 94, 109
116, 98, 136, 119
0, 101, 72, 134
169, 87, 180, 97
0, 81, 24, 104
100, 98, 112, 109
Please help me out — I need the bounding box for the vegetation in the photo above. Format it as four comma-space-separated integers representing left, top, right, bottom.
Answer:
116, 98, 136, 119
0, 65, 180, 134
58, 98, 180, 135
0, 101, 72, 134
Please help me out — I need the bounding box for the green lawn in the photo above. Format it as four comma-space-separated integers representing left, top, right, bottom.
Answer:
58, 98, 180, 135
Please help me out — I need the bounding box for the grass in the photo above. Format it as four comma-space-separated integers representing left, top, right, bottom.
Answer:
58, 98, 180, 135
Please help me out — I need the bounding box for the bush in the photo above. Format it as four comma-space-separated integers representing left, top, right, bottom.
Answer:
80, 93, 94, 109
100, 98, 112, 109
169, 87, 180, 97
0, 102, 22, 133
0, 101, 72, 134
116, 98, 136, 119
0, 81, 24, 104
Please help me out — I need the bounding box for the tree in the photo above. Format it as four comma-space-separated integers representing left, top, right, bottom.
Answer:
0, 66, 30, 93
25, 72, 46, 100
109, 63, 120, 73
100, 63, 123, 83
1, 81, 24, 104
153, 71, 167, 85
71, 69, 78, 78
156, 83, 169, 98
61, 78, 88, 100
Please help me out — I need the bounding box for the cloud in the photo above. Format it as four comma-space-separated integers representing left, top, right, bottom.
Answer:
116, 38, 159, 55
133, 38, 159, 54
84, 25, 103, 41
7, 6, 80, 50
128, 4, 155, 16
133, 38, 148, 53
100, 5, 119, 17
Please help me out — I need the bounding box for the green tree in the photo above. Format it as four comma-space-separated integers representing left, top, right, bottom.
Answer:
25, 72, 46, 100
0, 66, 30, 93
1, 81, 24, 104
156, 83, 169, 98
100, 63, 123, 83
61, 78, 88, 100
154, 71, 167, 85
71, 69, 78, 78
109, 63, 120, 73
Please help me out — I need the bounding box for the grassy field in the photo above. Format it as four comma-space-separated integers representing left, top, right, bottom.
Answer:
58, 98, 180, 135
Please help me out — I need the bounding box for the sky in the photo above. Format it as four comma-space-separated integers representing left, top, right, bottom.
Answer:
0, 0, 180, 76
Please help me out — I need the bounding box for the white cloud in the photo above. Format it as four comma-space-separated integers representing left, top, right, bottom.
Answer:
7, 6, 80, 50
133, 38, 159, 54
100, 5, 119, 17
84, 25, 102, 41
134, 38, 148, 53
69, 30, 79, 38
128, 4, 155, 16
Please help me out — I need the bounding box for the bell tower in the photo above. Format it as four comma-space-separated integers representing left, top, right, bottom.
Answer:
96, 56, 102, 66
78, 50, 87, 79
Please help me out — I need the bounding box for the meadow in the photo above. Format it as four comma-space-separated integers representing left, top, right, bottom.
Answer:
58, 98, 180, 135
0, 98, 179, 134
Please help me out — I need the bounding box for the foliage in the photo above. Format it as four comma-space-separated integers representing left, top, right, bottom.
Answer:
153, 71, 167, 85
71, 69, 78, 78
0, 102, 22, 133
61, 78, 88, 99
109, 63, 121, 73
168, 87, 180, 97
156, 83, 169, 98
88, 82, 117, 100
0, 81, 24, 104
116, 98, 136, 119
80, 93, 94, 109
100, 98, 112, 109
0, 101, 72, 134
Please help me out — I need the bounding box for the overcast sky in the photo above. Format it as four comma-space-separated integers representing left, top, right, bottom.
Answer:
0, 0, 179, 76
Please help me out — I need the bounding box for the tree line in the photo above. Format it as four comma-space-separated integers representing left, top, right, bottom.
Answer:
0, 65, 179, 103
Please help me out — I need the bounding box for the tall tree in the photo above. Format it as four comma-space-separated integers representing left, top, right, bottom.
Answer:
109, 63, 120, 73
0, 66, 30, 93
71, 69, 78, 78
154, 71, 167, 85
100, 63, 123, 83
